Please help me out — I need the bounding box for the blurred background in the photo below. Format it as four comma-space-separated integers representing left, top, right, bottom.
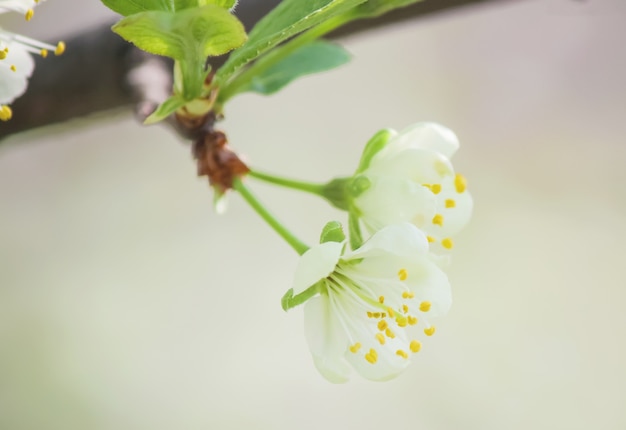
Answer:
1, 0, 625, 429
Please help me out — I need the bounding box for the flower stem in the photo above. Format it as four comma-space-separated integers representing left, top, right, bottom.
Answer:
233, 178, 310, 255
248, 169, 326, 196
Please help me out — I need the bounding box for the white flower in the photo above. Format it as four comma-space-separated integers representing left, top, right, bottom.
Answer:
0, 0, 64, 121
292, 223, 451, 382
354, 122, 473, 252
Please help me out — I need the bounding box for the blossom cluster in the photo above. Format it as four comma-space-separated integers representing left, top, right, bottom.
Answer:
0, 0, 64, 121
288, 122, 472, 382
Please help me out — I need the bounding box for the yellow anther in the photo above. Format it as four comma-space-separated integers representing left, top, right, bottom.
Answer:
432, 214, 444, 226
387, 307, 395, 318
379, 296, 385, 304
396, 350, 409, 359
373, 312, 381, 318
402, 291, 414, 299
455, 173, 467, 193
349, 342, 362, 353
422, 183, 432, 190
445, 199, 456, 208
410, 340, 422, 353
396, 316, 408, 327
25, 8, 34, 21
375, 333, 386, 345
365, 348, 378, 364
10, 65, 16, 72
377, 320, 388, 331
427, 236, 436, 243
397, 268, 408, 281
0, 50, 7, 60
407, 316, 418, 326
402, 304, 409, 314
424, 326, 436, 336
441, 238, 453, 249
0, 105, 13, 121
55, 41, 66, 56
381, 313, 386, 318
431, 184, 442, 194
367, 311, 373, 318
385, 328, 396, 339
40, 49, 48, 58
419, 301, 431, 312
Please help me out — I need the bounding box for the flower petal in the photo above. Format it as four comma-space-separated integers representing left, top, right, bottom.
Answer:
368, 146, 455, 184
405, 259, 452, 317
292, 241, 343, 295
304, 295, 351, 383
346, 223, 429, 260
0, 42, 34, 104
391, 122, 460, 159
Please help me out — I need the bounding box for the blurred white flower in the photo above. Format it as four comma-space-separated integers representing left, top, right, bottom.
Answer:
0, 0, 64, 121
292, 223, 451, 383
354, 122, 473, 251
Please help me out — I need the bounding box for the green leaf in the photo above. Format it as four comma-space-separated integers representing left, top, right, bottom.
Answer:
345, 0, 423, 19
112, 5, 246, 99
355, 128, 394, 173
144, 95, 187, 124
320, 221, 346, 244
234, 41, 350, 96
216, 0, 366, 84
101, 0, 236, 16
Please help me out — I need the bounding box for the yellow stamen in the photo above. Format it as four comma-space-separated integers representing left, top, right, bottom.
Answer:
365, 348, 378, 364
410, 340, 422, 353
396, 350, 409, 359
431, 184, 442, 194
402, 291, 414, 299
396, 316, 407, 327
373, 312, 381, 319
424, 326, 436, 336
455, 173, 467, 193
432, 214, 444, 226
0, 105, 13, 121
55, 41, 66, 56
40, 49, 48, 58
349, 342, 362, 353
445, 199, 456, 208
10, 65, 16, 72
378, 296, 385, 304
397, 268, 408, 281
407, 316, 418, 326
367, 311, 373, 318
387, 307, 395, 318
419, 301, 431, 312
0, 50, 7, 60
402, 304, 409, 314
385, 328, 396, 339
377, 320, 388, 331
375, 333, 386, 345
25, 8, 34, 21
427, 236, 436, 243
441, 238, 453, 249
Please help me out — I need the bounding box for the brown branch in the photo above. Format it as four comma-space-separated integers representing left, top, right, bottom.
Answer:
0, 0, 508, 140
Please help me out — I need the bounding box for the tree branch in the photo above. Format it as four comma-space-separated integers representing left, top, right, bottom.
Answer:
0, 0, 504, 139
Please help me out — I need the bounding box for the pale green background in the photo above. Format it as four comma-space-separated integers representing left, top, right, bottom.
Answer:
1, 0, 625, 429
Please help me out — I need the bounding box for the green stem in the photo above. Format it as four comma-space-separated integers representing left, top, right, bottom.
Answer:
248, 169, 325, 196
218, 15, 351, 102
233, 178, 309, 255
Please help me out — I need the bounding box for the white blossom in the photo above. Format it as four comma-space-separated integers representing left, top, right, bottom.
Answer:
292, 223, 451, 382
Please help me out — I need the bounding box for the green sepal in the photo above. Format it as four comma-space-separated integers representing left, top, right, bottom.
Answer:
231, 41, 351, 98
281, 281, 322, 311
215, 0, 366, 85
355, 128, 394, 174
144, 94, 187, 124
101, 0, 236, 16
320, 221, 346, 244
347, 175, 371, 198
112, 5, 246, 100
321, 177, 351, 210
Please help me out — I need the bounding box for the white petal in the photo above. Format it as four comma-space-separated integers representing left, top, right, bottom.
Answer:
292, 241, 343, 295
0, 0, 42, 14
355, 176, 436, 233
368, 147, 455, 184
0, 41, 34, 104
391, 122, 460, 159
423, 176, 473, 240
346, 223, 429, 260
304, 296, 351, 383
405, 259, 452, 317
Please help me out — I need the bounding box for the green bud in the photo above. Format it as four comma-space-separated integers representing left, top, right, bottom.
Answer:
320, 221, 346, 244
321, 177, 351, 210
355, 128, 395, 174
